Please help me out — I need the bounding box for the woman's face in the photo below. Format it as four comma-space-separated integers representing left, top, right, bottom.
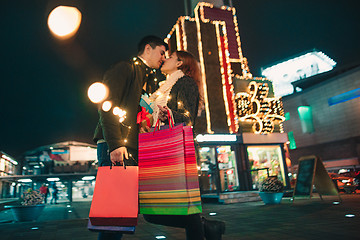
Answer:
161, 52, 183, 75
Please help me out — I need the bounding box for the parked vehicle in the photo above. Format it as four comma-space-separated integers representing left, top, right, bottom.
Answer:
328, 172, 358, 194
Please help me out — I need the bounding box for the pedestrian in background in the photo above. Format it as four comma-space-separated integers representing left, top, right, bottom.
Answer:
39, 184, 49, 204
50, 184, 58, 204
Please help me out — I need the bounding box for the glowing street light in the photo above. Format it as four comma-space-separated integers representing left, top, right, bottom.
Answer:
48, 6, 82, 39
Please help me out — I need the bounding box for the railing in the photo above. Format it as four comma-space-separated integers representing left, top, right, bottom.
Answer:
249, 167, 270, 177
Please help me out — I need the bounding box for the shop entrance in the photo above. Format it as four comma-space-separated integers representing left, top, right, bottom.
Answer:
247, 145, 287, 190
198, 145, 239, 193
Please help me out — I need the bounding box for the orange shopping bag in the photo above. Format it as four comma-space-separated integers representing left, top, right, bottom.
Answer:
89, 166, 138, 226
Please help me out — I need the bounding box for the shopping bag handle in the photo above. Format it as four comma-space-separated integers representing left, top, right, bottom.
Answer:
110, 159, 127, 170
108, 152, 137, 170
154, 109, 174, 133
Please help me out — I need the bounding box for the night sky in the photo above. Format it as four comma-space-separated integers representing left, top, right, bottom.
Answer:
1, 0, 360, 158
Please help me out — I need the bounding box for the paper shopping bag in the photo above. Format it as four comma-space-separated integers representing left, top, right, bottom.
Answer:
89, 166, 138, 226
138, 123, 202, 215
87, 219, 135, 234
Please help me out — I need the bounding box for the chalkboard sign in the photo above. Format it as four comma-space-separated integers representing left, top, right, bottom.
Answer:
293, 155, 340, 202
293, 156, 317, 197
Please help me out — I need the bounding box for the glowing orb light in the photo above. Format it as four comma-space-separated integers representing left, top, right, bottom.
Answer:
102, 101, 112, 112
112, 107, 127, 122
118, 109, 126, 118
88, 82, 108, 103
113, 107, 121, 116
48, 6, 82, 39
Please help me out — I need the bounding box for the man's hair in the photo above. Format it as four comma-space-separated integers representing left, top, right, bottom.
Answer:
137, 35, 168, 55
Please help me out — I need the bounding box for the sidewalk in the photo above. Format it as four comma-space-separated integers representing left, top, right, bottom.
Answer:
1, 193, 359, 240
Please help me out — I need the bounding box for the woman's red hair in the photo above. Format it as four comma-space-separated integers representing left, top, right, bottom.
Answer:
176, 51, 203, 105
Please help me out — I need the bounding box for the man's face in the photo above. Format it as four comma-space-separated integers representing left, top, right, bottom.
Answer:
146, 45, 166, 69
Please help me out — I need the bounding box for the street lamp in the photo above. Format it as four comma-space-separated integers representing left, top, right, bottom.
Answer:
47, 6, 82, 39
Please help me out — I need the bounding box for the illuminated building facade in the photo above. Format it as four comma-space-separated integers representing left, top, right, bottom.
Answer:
0, 152, 18, 198
0, 152, 18, 176
0, 141, 97, 201
22, 141, 97, 175
165, 2, 289, 199
282, 63, 360, 173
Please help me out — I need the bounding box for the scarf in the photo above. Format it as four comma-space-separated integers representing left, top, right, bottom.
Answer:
149, 70, 184, 126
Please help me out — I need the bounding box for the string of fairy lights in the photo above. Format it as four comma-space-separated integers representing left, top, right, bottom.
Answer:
214, 21, 237, 133
194, 5, 213, 134
88, 82, 131, 144
235, 80, 285, 134
87, 82, 127, 123
87, 58, 154, 144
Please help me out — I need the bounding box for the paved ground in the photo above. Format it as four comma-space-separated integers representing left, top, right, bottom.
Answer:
0, 193, 359, 240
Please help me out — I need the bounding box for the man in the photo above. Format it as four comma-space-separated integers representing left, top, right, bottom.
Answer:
93, 35, 167, 240
94, 35, 167, 167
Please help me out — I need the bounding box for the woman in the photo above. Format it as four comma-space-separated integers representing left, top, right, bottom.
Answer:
143, 50, 225, 240
149, 50, 202, 127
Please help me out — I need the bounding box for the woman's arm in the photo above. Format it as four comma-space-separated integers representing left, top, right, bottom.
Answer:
168, 77, 199, 126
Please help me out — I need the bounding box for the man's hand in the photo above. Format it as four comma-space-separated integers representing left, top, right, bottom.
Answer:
110, 146, 128, 165
158, 105, 168, 122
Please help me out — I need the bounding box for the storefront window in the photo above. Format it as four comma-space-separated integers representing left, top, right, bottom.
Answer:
217, 146, 239, 192
199, 147, 217, 193
199, 145, 239, 193
247, 145, 286, 189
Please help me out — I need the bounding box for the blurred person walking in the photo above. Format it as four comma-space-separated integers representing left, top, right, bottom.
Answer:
50, 184, 58, 204
39, 184, 49, 204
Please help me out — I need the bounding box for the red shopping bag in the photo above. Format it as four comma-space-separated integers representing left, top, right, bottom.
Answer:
138, 117, 202, 215
89, 166, 138, 226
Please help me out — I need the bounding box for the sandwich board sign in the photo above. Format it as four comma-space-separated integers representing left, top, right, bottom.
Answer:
293, 155, 340, 202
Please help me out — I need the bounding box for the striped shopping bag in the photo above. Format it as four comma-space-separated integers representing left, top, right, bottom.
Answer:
138, 122, 202, 215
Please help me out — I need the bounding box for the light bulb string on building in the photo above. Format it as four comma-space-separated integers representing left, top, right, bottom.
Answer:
236, 80, 285, 134
87, 58, 154, 144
